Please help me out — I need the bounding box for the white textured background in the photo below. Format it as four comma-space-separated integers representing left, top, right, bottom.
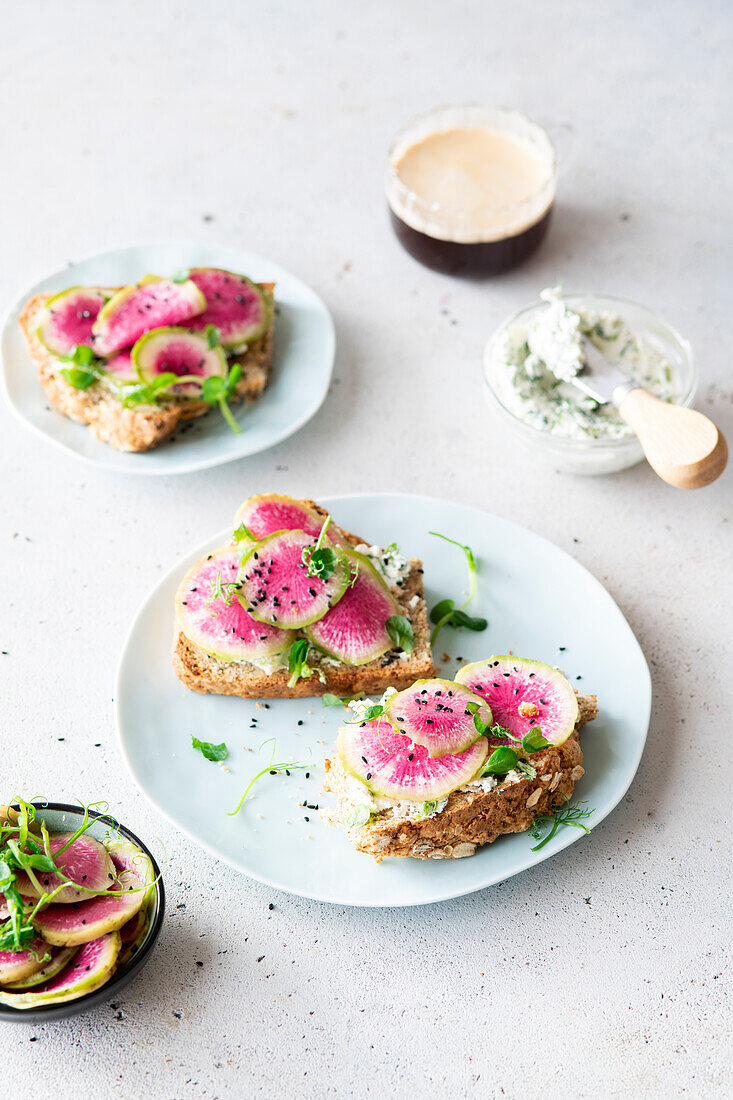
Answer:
1, 1, 731, 1096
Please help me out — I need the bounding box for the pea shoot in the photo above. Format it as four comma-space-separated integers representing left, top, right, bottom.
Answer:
301, 518, 338, 581
286, 639, 325, 689
428, 532, 488, 645
228, 740, 314, 817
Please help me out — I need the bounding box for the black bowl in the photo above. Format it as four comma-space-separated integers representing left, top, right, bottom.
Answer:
0, 802, 164, 1024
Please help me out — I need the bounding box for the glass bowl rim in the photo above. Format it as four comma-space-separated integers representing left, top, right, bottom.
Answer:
482, 291, 697, 451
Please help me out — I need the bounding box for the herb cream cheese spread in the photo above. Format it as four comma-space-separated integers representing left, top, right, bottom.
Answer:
492, 286, 679, 440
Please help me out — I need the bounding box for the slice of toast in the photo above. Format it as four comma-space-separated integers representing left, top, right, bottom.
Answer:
321, 692, 598, 861
172, 501, 438, 698
18, 284, 275, 453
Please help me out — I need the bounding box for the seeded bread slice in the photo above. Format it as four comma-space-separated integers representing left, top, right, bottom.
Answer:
18, 284, 275, 453
321, 692, 598, 861
172, 502, 438, 699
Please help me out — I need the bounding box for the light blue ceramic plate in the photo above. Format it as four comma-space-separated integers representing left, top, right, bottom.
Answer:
116, 493, 651, 907
0, 240, 335, 475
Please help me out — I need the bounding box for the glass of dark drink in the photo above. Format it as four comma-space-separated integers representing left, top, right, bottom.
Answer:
386, 104, 556, 276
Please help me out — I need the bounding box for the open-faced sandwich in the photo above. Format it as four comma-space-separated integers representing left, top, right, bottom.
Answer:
173, 494, 437, 698
321, 657, 597, 861
19, 268, 274, 452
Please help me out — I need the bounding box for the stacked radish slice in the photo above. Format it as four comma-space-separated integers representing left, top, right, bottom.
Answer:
176, 494, 405, 668
0, 830, 153, 1010
36, 267, 270, 397
338, 658, 579, 803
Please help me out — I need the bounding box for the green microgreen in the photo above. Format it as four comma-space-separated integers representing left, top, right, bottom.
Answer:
347, 804, 372, 827
481, 746, 519, 776
529, 800, 595, 851
428, 532, 487, 645
346, 702, 386, 724
232, 522, 255, 544
322, 692, 365, 708
117, 372, 183, 408
301, 518, 338, 581
201, 362, 242, 435
422, 800, 439, 817
228, 739, 313, 816
206, 570, 240, 613
386, 614, 414, 654
286, 639, 325, 689
465, 705, 550, 757
192, 737, 229, 762
172, 269, 190, 284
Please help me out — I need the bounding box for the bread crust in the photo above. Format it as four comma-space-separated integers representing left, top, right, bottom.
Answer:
172, 501, 437, 698
321, 693, 598, 860
18, 284, 275, 453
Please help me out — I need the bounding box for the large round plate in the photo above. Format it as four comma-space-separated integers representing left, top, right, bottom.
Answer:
0, 240, 335, 475
116, 493, 651, 906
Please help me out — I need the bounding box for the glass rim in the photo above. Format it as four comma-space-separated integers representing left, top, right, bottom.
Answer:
386, 103, 557, 223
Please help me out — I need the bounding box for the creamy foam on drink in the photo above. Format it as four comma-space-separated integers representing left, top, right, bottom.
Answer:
389, 124, 554, 243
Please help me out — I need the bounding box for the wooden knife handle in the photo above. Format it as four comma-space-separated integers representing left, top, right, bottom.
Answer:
618, 388, 728, 489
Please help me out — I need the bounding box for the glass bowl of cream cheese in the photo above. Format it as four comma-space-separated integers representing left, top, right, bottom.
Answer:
482, 288, 697, 475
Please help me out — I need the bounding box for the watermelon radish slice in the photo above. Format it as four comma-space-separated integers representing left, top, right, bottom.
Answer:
232, 494, 348, 547
0, 932, 121, 1009
238, 530, 350, 629
92, 276, 206, 356
337, 718, 488, 800
455, 656, 578, 747
306, 549, 400, 665
385, 678, 492, 758
0, 940, 52, 985
117, 906, 151, 970
186, 268, 270, 348
2, 946, 78, 991
103, 348, 137, 380
36, 286, 108, 357
132, 328, 226, 397
107, 839, 153, 883
233, 494, 329, 542
14, 832, 114, 904
176, 547, 295, 661
32, 870, 147, 947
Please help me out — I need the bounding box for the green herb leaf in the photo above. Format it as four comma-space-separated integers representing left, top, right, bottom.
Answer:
481, 746, 518, 776
201, 376, 225, 402
119, 372, 180, 408
347, 804, 372, 827
450, 609, 488, 632
529, 800, 595, 851
429, 598, 455, 624
301, 518, 338, 581
286, 639, 324, 689
192, 736, 229, 762
428, 531, 487, 646
60, 366, 98, 391
522, 726, 549, 753
172, 268, 190, 284
232, 522, 255, 544
205, 324, 220, 349
422, 800, 439, 816
224, 362, 242, 396
200, 362, 242, 435
386, 614, 414, 654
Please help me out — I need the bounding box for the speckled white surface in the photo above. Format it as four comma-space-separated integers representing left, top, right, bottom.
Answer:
1, 1, 730, 1096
